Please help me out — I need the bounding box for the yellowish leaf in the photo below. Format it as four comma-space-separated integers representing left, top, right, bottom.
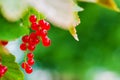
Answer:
97, 0, 120, 12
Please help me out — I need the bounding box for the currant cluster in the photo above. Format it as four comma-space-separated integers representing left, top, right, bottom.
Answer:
20, 14, 51, 74
0, 40, 8, 46
0, 64, 7, 77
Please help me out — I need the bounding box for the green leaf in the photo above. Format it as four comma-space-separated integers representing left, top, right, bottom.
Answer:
0, 46, 24, 80
0, 15, 29, 41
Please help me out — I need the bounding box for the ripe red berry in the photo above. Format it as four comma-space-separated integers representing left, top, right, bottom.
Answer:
21, 62, 29, 69
20, 43, 27, 51
22, 35, 29, 43
0, 64, 7, 77
42, 36, 51, 47
27, 59, 35, 66
38, 20, 50, 30
29, 15, 37, 23
31, 22, 39, 31
27, 53, 34, 59
29, 32, 38, 39
28, 44, 35, 51
44, 21, 50, 30
25, 66, 33, 74
1, 41, 8, 46
2, 66, 7, 73
0, 68, 4, 77
36, 29, 47, 37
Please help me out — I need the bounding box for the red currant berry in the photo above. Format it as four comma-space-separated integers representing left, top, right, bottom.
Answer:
29, 32, 38, 39
0, 68, 4, 77
38, 20, 50, 30
28, 44, 35, 51
20, 43, 27, 51
22, 35, 29, 43
21, 62, 29, 69
42, 36, 51, 47
31, 22, 39, 31
29, 14, 37, 23
34, 38, 40, 44
44, 21, 50, 30
27, 53, 34, 59
25, 66, 33, 74
1, 41, 8, 46
38, 20, 44, 28
27, 59, 35, 66
2, 66, 7, 73
36, 29, 47, 37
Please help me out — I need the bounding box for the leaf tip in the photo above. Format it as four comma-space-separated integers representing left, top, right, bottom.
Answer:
69, 27, 79, 41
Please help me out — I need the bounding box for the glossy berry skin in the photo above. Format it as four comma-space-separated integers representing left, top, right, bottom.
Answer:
1, 41, 8, 46
25, 66, 33, 74
38, 20, 50, 30
28, 44, 35, 51
27, 59, 35, 66
22, 35, 29, 43
29, 15, 37, 23
2, 66, 7, 73
0, 64, 7, 77
36, 29, 47, 37
20, 43, 27, 51
21, 62, 29, 69
31, 22, 39, 31
42, 36, 51, 47
27, 53, 34, 59
29, 32, 38, 39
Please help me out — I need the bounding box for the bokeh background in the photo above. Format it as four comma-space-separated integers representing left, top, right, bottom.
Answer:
6, 1, 120, 80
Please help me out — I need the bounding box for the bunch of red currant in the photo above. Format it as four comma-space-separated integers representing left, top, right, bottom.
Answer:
0, 64, 7, 77
20, 14, 51, 74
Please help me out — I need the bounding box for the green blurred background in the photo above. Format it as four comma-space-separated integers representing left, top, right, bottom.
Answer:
27, 1, 120, 80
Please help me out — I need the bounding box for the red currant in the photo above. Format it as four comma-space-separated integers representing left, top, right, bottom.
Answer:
44, 21, 50, 30
27, 53, 34, 59
20, 43, 27, 51
25, 66, 33, 74
42, 36, 51, 47
1, 41, 8, 46
28, 44, 35, 51
0, 64, 7, 77
36, 29, 47, 37
21, 62, 29, 69
31, 22, 39, 31
29, 15, 37, 23
22, 35, 29, 43
2, 66, 7, 73
38, 20, 50, 30
29, 32, 38, 39
27, 59, 35, 66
